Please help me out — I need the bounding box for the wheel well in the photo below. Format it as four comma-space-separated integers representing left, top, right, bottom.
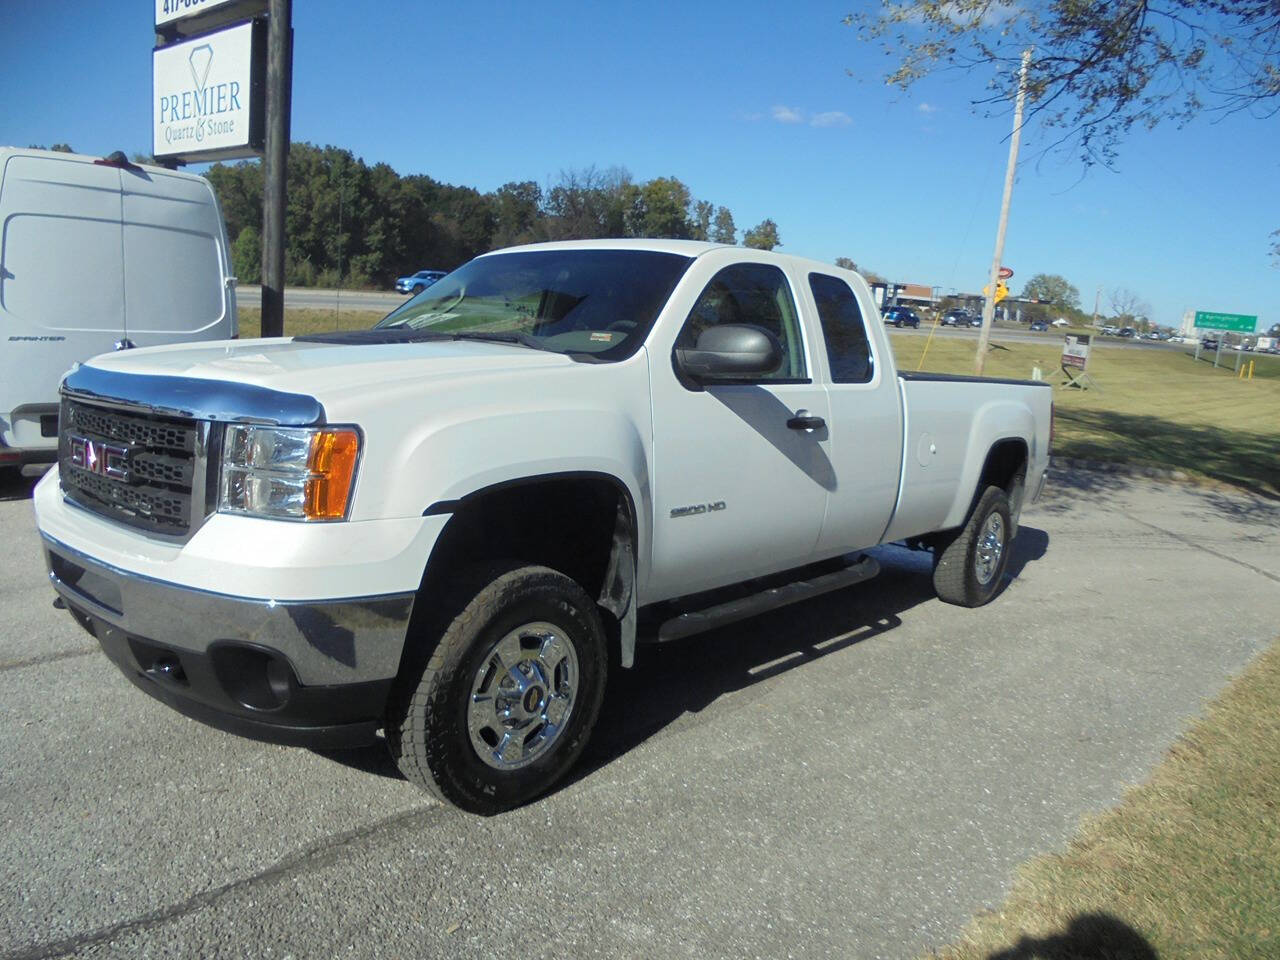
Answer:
401, 475, 635, 675
429, 475, 627, 594
977, 439, 1028, 531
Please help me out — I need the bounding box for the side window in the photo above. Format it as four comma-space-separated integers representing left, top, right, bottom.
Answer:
809, 273, 874, 384
677, 263, 806, 380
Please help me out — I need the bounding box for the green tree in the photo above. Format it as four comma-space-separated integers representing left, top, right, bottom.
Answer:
845, 1, 1280, 167
691, 200, 714, 241
491, 181, 543, 248
711, 206, 736, 244
1021, 273, 1080, 310
623, 176, 694, 239
743, 218, 781, 250
231, 226, 262, 285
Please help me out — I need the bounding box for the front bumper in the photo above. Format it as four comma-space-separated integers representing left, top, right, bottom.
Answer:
44, 536, 415, 748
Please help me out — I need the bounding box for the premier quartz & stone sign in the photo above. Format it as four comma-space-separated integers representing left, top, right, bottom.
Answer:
152, 20, 266, 164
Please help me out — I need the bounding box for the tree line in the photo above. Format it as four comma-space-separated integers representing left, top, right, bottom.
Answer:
205, 143, 785, 288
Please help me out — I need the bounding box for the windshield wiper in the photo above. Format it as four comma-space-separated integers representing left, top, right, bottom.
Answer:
450, 331, 555, 353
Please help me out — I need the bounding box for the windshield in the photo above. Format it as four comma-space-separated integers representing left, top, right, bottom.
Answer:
377, 249, 693, 360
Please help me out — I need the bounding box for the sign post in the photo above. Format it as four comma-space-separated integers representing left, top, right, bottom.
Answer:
1061, 333, 1098, 390
152, 0, 287, 337
1192, 310, 1256, 369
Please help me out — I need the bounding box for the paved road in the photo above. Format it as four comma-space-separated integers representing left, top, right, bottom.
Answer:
235, 285, 404, 315
3, 468, 1278, 959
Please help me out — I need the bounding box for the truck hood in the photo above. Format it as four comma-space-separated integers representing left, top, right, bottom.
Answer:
79, 336, 578, 406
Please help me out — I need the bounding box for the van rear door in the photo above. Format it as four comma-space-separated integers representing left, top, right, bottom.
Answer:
120, 167, 234, 348
0, 153, 127, 452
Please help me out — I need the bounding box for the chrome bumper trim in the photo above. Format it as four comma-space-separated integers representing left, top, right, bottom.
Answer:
43, 535, 414, 686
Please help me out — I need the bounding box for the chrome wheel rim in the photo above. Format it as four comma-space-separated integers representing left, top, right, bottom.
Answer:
974, 513, 1005, 585
467, 621, 579, 771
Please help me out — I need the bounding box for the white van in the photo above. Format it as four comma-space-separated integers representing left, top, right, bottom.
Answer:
0, 147, 237, 469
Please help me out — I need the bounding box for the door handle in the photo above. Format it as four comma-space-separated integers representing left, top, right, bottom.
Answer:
787, 410, 825, 431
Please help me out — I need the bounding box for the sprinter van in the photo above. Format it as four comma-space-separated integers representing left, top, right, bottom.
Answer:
0, 147, 237, 469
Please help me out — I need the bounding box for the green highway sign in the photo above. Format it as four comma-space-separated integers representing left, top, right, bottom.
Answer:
1193, 311, 1257, 333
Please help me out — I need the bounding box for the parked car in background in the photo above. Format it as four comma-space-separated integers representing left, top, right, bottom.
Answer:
1051, 318, 1069, 327
395, 269, 447, 294
1028, 321, 1048, 332
0, 147, 237, 474
1118, 327, 1137, 338
1101, 325, 1120, 336
881, 305, 922, 328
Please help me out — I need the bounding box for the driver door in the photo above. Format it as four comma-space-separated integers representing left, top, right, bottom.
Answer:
646, 260, 832, 602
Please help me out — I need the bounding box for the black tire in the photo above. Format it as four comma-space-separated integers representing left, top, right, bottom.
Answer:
931, 485, 1013, 607
386, 562, 607, 815
411, 283, 425, 295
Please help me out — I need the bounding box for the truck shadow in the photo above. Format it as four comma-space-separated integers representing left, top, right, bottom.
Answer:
575, 528, 1049, 785
314, 527, 1051, 787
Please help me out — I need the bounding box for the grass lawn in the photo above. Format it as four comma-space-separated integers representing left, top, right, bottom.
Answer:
238, 307, 387, 338
924, 638, 1280, 960
890, 331, 1280, 499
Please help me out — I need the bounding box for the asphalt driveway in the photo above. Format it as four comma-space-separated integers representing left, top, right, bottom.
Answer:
2, 467, 1277, 959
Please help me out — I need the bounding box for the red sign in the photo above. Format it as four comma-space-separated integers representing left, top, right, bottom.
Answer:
998, 266, 1014, 280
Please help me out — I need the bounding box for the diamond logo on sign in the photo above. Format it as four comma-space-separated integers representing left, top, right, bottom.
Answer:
188, 44, 213, 90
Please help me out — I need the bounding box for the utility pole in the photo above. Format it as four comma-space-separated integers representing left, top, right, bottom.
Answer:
260, 0, 292, 338
975, 48, 1032, 376
1092, 285, 1102, 328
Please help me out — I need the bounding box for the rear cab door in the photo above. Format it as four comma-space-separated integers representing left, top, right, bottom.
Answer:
802, 269, 904, 554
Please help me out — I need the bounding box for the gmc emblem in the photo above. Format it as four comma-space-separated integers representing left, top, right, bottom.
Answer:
69, 435, 133, 482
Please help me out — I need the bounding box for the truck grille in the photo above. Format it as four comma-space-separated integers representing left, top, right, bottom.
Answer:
58, 399, 206, 536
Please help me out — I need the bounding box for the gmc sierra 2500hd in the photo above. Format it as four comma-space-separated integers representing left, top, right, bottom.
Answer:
35, 240, 1051, 814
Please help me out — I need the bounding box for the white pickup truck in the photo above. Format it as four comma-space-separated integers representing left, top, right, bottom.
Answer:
34, 240, 1051, 814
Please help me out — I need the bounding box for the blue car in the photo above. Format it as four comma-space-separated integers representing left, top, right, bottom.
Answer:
395, 269, 447, 294
881, 305, 921, 329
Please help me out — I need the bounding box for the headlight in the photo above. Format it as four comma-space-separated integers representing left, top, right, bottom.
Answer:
219, 425, 361, 521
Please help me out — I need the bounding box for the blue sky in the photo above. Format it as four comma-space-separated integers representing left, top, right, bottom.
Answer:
3, 0, 1277, 330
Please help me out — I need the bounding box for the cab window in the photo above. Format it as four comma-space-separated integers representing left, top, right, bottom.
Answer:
809, 272, 873, 384
676, 263, 806, 380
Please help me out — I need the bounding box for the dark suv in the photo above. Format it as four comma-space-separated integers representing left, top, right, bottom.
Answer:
882, 306, 922, 329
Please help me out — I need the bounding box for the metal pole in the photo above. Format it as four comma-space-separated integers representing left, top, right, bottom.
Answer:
260, 0, 292, 337
976, 48, 1032, 376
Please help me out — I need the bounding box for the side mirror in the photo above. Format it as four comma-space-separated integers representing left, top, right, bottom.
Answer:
674, 324, 783, 381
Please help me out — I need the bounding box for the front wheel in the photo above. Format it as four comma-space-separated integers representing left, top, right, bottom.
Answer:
931, 485, 1013, 607
386, 563, 607, 814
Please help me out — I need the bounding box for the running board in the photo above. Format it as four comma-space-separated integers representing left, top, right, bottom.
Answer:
653, 554, 880, 643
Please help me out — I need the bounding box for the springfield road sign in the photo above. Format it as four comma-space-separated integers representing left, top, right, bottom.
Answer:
1194, 311, 1258, 333
153, 20, 266, 164
1062, 333, 1091, 370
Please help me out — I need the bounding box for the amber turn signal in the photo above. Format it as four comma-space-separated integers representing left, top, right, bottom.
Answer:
304, 429, 361, 520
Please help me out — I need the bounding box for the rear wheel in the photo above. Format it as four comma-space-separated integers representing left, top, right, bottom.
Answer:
932, 485, 1012, 607
386, 563, 607, 814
